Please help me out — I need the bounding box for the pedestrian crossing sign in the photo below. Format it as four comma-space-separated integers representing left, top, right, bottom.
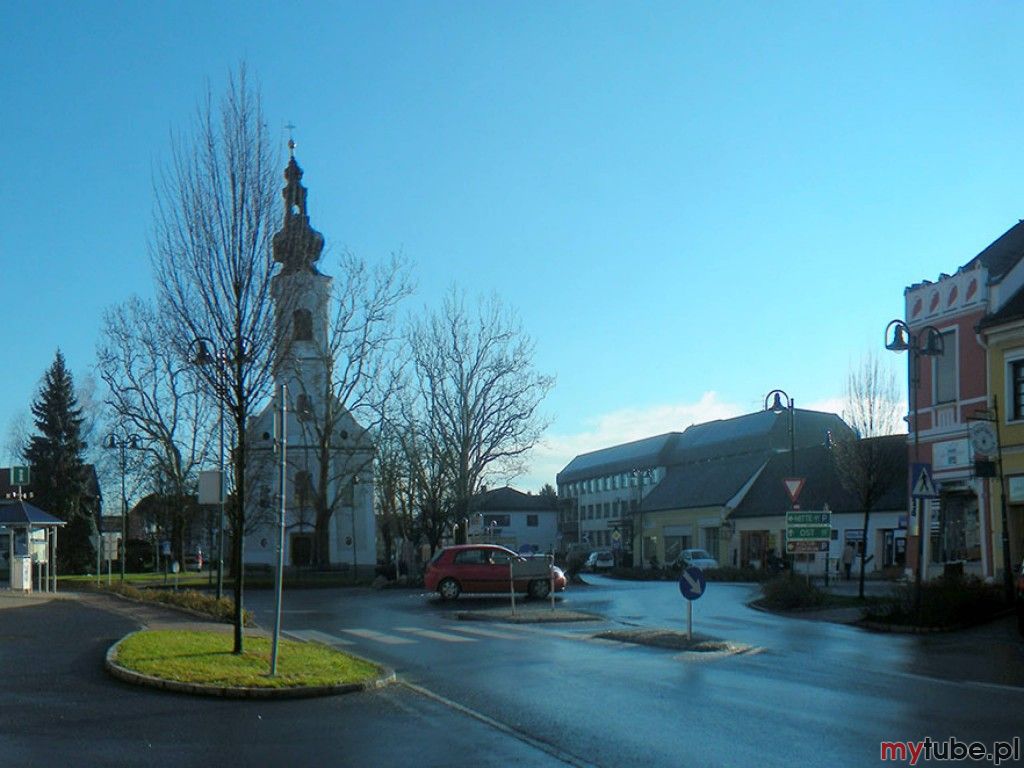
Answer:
911, 463, 938, 498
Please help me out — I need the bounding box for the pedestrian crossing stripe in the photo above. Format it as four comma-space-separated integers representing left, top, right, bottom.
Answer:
396, 626, 475, 643
287, 628, 355, 646
442, 624, 522, 640
341, 628, 417, 645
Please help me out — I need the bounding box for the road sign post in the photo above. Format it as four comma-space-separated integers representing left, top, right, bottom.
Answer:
678, 566, 706, 640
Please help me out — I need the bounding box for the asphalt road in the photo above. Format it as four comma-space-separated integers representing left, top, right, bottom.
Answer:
244, 576, 1024, 768
0, 595, 572, 767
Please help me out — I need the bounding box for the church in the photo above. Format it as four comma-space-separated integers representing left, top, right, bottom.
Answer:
244, 143, 376, 576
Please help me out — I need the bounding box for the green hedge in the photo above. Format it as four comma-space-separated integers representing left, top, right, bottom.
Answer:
99, 582, 253, 626
759, 575, 828, 610
862, 574, 1005, 628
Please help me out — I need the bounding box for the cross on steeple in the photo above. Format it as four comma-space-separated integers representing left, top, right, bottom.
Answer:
284, 122, 297, 157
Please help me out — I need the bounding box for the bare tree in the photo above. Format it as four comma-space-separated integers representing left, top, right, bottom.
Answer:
150, 65, 280, 653
408, 289, 554, 541
833, 353, 905, 598
283, 251, 412, 567
96, 296, 217, 562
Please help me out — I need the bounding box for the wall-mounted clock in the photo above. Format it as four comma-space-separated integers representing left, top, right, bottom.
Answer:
970, 421, 997, 454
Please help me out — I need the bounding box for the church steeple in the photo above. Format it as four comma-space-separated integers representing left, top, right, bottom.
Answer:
272, 144, 324, 275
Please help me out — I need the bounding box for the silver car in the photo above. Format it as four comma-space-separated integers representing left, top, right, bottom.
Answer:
674, 548, 718, 570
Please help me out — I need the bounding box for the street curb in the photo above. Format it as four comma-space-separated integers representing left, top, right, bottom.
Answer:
455, 609, 601, 623
105, 630, 396, 699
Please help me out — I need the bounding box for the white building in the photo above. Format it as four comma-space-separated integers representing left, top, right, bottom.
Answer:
245, 146, 376, 575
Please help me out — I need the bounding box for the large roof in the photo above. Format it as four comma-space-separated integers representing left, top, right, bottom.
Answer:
0, 500, 66, 527
557, 408, 852, 486
642, 452, 769, 513
729, 435, 907, 519
556, 432, 682, 484
473, 486, 559, 512
962, 219, 1024, 283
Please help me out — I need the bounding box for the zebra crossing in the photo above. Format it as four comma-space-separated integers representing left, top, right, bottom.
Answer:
286, 622, 565, 649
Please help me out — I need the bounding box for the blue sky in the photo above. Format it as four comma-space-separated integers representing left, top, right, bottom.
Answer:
4, 1, 1024, 490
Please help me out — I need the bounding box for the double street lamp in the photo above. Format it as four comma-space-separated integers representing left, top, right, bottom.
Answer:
104, 432, 141, 582
631, 467, 653, 568
884, 318, 944, 615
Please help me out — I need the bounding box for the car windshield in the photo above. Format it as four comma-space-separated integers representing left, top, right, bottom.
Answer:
689, 550, 711, 559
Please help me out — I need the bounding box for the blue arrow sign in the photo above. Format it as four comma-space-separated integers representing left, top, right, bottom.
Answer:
678, 566, 706, 601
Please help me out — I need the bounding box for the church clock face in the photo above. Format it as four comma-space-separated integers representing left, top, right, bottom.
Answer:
970, 422, 997, 454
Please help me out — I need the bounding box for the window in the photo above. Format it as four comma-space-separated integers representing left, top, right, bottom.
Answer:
526, 514, 538, 527
293, 470, 314, 506
295, 393, 313, 420
1012, 360, 1024, 421
454, 549, 486, 565
483, 514, 510, 527
292, 309, 313, 341
933, 330, 957, 404
603, 503, 610, 518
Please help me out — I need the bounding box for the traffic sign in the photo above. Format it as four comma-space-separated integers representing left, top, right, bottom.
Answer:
10, 466, 30, 485
787, 540, 829, 554
911, 463, 938, 498
786, 511, 831, 525
787, 525, 831, 540
783, 477, 805, 504
678, 566, 706, 601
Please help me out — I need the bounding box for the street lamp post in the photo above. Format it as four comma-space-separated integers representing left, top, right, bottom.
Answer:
631, 468, 653, 568
105, 432, 141, 583
885, 319, 944, 616
764, 390, 795, 475
191, 336, 251, 601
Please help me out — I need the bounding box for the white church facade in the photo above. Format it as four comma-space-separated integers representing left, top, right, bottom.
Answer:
244, 145, 376, 575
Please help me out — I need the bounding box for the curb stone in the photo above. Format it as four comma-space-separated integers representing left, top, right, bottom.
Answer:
105, 629, 396, 699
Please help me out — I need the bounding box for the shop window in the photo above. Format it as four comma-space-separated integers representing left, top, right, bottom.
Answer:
1011, 359, 1024, 420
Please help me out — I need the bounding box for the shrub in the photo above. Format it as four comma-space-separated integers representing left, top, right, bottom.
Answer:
759, 575, 827, 610
100, 582, 253, 625
703, 566, 770, 583
863, 574, 1004, 628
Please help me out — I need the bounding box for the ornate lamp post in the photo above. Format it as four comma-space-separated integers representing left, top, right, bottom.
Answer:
631, 467, 653, 568
190, 335, 251, 601
104, 432, 141, 582
884, 318, 944, 615
764, 389, 795, 475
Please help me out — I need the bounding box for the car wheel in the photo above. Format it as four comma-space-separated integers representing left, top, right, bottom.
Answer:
438, 578, 461, 601
528, 579, 551, 599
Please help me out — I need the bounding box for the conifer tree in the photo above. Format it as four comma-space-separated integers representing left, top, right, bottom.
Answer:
25, 350, 94, 572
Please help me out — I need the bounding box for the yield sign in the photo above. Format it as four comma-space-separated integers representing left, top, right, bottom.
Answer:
783, 477, 805, 504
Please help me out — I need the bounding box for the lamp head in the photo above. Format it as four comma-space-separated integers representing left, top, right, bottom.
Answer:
885, 320, 910, 352
921, 327, 944, 357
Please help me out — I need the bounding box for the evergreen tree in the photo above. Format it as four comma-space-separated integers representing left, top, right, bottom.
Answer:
25, 350, 94, 572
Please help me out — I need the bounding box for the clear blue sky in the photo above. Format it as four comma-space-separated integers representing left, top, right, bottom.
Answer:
4, 1, 1024, 489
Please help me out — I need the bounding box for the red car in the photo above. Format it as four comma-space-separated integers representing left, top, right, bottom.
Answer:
425, 544, 567, 601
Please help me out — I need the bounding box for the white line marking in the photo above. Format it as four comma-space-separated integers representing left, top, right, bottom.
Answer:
395, 626, 476, 643
443, 624, 523, 640
341, 628, 416, 645
287, 629, 356, 646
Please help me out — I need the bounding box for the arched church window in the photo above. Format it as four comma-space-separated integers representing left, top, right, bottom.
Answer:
296, 393, 313, 420
293, 309, 313, 341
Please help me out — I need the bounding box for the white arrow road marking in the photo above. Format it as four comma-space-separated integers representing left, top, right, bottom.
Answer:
682, 571, 703, 595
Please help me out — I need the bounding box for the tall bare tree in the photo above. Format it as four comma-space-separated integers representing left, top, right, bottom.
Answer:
283, 251, 412, 567
408, 289, 554, 541
96, 296, 217, 562
150, 65, 279, 653
833, 352, 905, 598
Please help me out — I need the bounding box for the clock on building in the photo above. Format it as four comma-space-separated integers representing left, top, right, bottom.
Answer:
969, 421, 997, 454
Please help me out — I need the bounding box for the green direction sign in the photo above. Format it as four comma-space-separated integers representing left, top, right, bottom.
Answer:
10, 466, 30, 485
786, 511, 830, 525
787, 525, 831, 540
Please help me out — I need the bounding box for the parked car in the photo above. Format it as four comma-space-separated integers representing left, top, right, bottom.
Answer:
673, 548, 719, 570
584, 550, 615, 572
425, 544, 567, 601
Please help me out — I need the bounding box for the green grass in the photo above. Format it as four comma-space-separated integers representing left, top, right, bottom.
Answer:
115, 630, 381, 689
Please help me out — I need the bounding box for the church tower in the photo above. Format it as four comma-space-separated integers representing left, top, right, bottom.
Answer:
245, 143, 376, 574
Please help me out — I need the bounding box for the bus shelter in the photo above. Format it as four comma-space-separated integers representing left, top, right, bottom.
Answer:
0, 499, 66, 593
